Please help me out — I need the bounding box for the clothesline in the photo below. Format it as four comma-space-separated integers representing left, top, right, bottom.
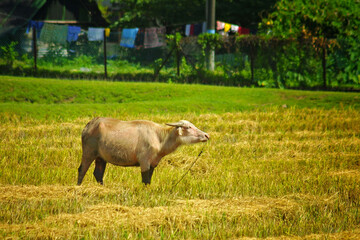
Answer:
216, 21, 250, 35
26, 20, 167, 49
26, 21, 110, 43
26, 20, 252, 49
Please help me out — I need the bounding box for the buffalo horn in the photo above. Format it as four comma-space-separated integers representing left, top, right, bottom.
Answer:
166, 121, 185, 127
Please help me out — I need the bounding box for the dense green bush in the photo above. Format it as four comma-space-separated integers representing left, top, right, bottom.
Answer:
0, 41, 19, 67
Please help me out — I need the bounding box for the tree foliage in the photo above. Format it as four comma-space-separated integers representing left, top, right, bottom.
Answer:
259, 0, 360, 84
109, 0, 277, 29
259, 0, 360, 41
110, 0, 204, 28
217, 0, 277, 29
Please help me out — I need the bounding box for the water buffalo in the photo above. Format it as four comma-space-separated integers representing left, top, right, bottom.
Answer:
77, 117, 209, 185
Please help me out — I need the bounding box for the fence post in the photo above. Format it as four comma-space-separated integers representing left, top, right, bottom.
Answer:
250, 44, 255, 84
175, 36, 180, 76
205, 0, 216, 71
103, 30, 107, 79
32, 26, 37, 72
322, 41, 327, 88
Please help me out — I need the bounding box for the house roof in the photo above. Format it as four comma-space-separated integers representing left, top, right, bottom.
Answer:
0, 0, 108, 37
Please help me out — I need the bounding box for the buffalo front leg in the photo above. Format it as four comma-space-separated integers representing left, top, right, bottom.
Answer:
141, 166, 155, 185
93, 157, 107, 185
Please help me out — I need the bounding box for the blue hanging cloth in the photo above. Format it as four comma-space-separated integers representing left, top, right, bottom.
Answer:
67, 26, 81, 42
26, 20, 44, 38
120, 28, 139, 48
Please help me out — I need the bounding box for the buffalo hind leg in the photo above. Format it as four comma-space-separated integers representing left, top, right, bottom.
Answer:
93, 157, 107, 184
77, 154, 95, 185
141, 166, 155, 185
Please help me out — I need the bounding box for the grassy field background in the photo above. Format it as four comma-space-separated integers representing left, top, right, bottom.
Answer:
0, 76, 360, 239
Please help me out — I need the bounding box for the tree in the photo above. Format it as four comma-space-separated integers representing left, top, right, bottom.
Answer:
108, 0, 277, 30
216, 0, 277, 29
259, 0, 360, 40
259, 0, 360, 86
110, 0, 205, 28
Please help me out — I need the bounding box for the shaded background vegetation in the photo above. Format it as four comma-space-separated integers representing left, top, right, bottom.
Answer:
0, 0, 359, 89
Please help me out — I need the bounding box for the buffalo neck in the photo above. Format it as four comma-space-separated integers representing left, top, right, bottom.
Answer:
159, 127, 182, 157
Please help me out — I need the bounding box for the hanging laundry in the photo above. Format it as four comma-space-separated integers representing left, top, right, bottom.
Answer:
26, 20, 44, 38
185, 23, 207, 36
185, 24, 190, 36
105, 28, 110, 37
224, 23, 231, 33
88, 27, 104, 41
230, 24, 239, 33
238, 27, 250, 35
120, 28, 139, 48
185, 24, 194, 36
134, 29, 145, 48
193, 23, 202, 36
40, 23, 67, 44
67, 26, 81, 42
216, 21, 225, 31
216, 21, 251, 36
202, 22, 207, 33
216, 21, 226, 35
144, 27, 166, 49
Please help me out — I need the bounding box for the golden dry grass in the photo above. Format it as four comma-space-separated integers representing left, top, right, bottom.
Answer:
1, 108, 360, 239
0, 187, 340, 238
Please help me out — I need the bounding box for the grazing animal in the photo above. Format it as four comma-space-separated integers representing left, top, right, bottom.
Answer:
77, 118, 210, 185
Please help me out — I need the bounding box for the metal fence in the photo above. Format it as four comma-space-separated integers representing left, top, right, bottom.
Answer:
0, 25, 359, 88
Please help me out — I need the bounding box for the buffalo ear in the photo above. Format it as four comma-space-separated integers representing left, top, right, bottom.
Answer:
177, 127, 183, 136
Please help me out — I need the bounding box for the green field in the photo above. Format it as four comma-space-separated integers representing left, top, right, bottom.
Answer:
1, 76, 360, 239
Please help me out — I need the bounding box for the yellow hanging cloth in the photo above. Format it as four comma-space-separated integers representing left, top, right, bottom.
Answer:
224, 23, 231, 33
105, 28, 110, 37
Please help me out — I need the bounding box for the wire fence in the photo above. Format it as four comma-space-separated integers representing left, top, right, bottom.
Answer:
0, 25, 359, 89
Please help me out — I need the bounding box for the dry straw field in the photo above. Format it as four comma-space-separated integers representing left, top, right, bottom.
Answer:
0, 77, 360, 239
1, 108, 360, 239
